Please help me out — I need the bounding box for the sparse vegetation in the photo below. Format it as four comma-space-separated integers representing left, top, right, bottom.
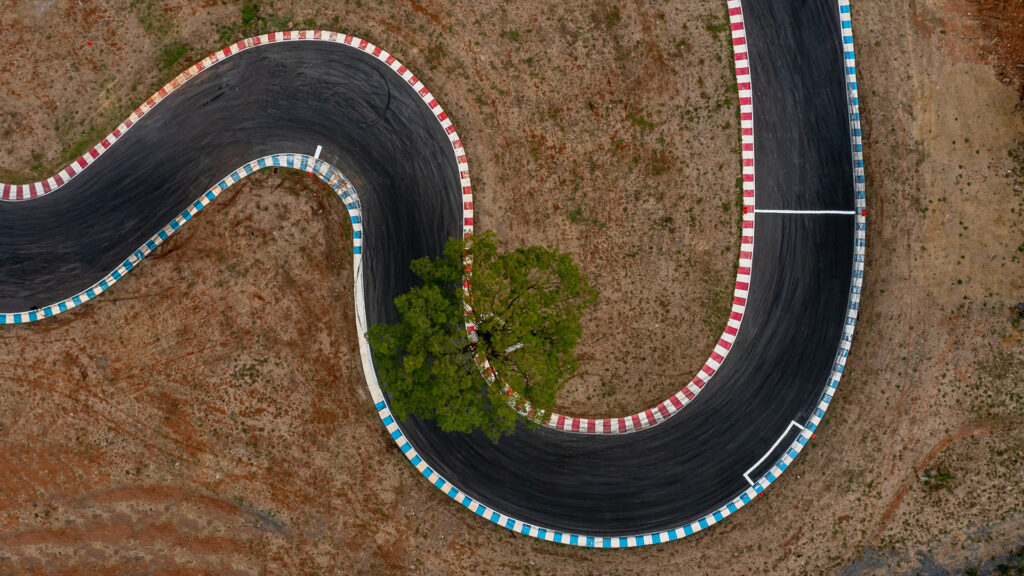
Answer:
129, 0, 171, 35
158, 40, 192, 71
921, 466, 954, 491
367, 231, 595, 441
216, 1, 325, 45
0, 0, 1022, 573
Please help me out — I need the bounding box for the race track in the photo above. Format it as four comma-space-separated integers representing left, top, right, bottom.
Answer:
0, 0, 865, 546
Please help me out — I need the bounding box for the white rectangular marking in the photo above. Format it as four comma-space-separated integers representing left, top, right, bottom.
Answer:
755, 209, 856, 215
743, 420, 805, 485
313, 145, 322, 159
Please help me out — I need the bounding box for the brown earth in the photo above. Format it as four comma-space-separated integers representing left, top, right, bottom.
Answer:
0, 0, 742, 419
961, 0, 1024, 98
0, 0, 1023, 574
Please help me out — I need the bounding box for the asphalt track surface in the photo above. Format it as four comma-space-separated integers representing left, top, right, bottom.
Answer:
0, 0, 855, 537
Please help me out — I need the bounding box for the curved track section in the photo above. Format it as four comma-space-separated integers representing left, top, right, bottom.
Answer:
498, 0, 758, 435
0, 0, 865, 546
1, 153, 364, 322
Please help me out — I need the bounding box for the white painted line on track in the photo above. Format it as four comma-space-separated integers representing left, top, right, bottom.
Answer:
743, 420, 806, 486
0, 7, 869, 543
313, 145, 322, 159
754, 209, 856, 215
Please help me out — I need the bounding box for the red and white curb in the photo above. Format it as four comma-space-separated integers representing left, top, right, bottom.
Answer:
476, 1, 757, 435
0, 153, 361, 324
1, 31, 473, 315
5, 16, 760, 439
742, 0, 868, 497
0, 30, 475, 215
491, 0, 757, 432
0, 2, 867, 544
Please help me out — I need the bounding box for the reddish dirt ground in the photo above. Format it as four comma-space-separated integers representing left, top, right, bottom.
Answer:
0, 0, 1022, 574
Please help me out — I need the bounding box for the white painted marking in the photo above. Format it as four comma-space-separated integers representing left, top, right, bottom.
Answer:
743, 420, 806, 485
754, 209, 856, 215
504, 342, 524, 354
313, 145, 322, 159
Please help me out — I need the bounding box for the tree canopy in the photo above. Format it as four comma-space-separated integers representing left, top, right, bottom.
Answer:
366, 231, 596, 441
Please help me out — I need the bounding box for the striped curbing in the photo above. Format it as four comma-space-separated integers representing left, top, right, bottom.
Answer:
0, 30, 475, 223
730, 0, 868, 510
1, 30, 475, 318
490, 0, 759, 435
0, 24, 762, 546
1, 19, 751, 436
427, 0, 863, 545
0, 153, 363, 325
0, 3, 867, 544
801, 0, 867, 434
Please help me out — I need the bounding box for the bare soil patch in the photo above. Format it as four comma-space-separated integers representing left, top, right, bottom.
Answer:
0, 0, 742, 418
0, 0, 1022, 574
958, 0, 1024, 98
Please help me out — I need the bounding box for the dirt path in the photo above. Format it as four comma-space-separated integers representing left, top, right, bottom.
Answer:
875, 420, 994, 536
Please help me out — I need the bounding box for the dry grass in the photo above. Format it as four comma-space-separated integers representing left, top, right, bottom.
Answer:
0, 0, 1022, 574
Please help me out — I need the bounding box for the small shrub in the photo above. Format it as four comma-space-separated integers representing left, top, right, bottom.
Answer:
159, 40, 192, 71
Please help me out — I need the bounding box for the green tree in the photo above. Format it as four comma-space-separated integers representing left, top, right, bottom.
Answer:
367, 231, 596, 441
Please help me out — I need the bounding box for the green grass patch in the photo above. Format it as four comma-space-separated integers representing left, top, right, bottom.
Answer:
567, 205, 605, 227
626, 109, 656, 130
130, 0, 171, 36
159, 40, 192, 71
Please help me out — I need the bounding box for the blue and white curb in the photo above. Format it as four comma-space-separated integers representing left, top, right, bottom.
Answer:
367, 0, 866, 547
0, 153, 363, 325
0, 5, 867, 545
721, 0, 867, 511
